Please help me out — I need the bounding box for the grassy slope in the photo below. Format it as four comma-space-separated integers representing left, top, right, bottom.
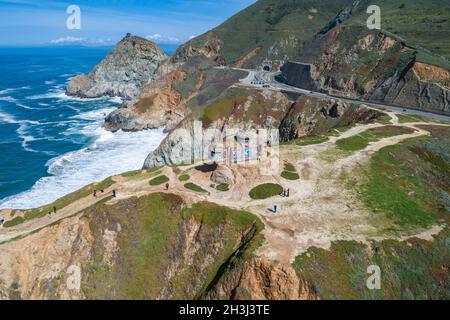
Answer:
335, 126, 414, 152
293, 125, 450, 299
344, 0, 450, 66
80, 193, 263, 299
182, 0, 449, 68
359, 126, 449, 230
186, 0, 354, 67
3, 178, 115, 228
293, 228, 449, 299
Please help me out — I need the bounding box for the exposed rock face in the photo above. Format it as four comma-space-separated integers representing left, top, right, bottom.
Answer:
210, 164, 236, 185
371, 63, 450, 114
66, 34, 168, 101
279, 96, 382, 142
206, 257, 319, 300
281, 26, 450, 115
143, 88, 292, 168
104, 65, 188, 132
103, 57, 246, 132
173, 31, 224, 64
0, 193, 263, 300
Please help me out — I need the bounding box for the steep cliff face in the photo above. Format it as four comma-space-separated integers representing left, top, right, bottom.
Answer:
371, 62, 450, 114
143, 87, 292, 168
143, 86, 382, 169
281, 26, 450, 114
206, 257, 319, 300
104, 57, 246, 132
66, 34, 168, 101
0, 193, 264, 300
279, 96, 381, 142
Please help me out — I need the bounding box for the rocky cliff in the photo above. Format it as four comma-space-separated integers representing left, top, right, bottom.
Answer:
281, 26, 450, 114
143, 87, 293, 168
104, 57, 246, 132
143, 86, 383, 169
0, 193, 264, 300
66, 34, 168, 101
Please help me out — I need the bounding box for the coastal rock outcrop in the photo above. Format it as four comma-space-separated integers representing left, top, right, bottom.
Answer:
281, 26, 450, 115
279, 96, 381, 142
103, 56, 247, 132
143, 88, 292, 168
66, 34, 168, 101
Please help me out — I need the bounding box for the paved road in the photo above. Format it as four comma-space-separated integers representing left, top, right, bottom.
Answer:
216, 66, 450, 122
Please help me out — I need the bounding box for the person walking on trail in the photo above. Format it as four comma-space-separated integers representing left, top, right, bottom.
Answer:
287, 189, 290, 198
53, 206, 57, 214
165, 183, 169, 191
93, 189, 97, 197
0, 216, 5, 225
112, 190, 116, 198
273, 205, 277, 213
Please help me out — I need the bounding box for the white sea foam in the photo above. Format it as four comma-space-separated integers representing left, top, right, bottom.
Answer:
26, 89, 122, 104
0, 111, 17, 124
0, 86, 30, 95
0, 96, 16, 103
0, 125, 166, 209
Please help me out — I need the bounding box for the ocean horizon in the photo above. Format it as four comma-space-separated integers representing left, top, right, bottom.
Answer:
0, 45, 172, 209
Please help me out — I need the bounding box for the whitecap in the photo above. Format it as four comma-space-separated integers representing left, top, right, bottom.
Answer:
0, 96, 16, 103
27, 89, 122, 104
0, 128, 166, 209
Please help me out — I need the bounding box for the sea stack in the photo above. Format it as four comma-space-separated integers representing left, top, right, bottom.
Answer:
66, 34, 169, 101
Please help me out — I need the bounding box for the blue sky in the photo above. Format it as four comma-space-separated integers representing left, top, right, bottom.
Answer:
0, 0, 256, 47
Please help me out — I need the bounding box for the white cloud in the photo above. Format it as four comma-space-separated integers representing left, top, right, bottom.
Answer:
189, 35, 196, 40
145, 33, 181, 44
50, 36, 86, 44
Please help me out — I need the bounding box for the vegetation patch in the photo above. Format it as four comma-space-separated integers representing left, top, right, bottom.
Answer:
249, 183, 283, 200
397, 114, 431, 123
356, 126, 450, 230
281, 171, 300, 180
281, 161, 300, 180
216, 183, 230, 192
3, 216, 25, 228
361, 143, 444, 229
81, 193, 263, 299
178, 174, 190, 182
3, 177, 115, 228
293, 228, 450, 299
149, 175, 170, 186
184, 183, 208, 193
336, 126, 414, 152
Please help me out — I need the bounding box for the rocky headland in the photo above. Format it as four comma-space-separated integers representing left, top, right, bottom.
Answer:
66, 34, 169, 101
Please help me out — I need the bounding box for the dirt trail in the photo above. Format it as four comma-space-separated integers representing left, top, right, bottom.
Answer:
1, 115, 448, 264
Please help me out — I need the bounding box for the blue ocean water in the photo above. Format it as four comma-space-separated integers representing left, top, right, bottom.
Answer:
0, 46, 167, 209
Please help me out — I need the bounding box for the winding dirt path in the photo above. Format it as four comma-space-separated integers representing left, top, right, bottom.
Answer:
1, 114, 449, 265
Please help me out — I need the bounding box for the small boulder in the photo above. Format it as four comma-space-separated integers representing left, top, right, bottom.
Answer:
210, 164, 235, 185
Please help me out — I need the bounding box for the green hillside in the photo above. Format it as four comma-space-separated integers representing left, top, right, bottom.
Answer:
175, 0, 449, 69
344, 0, 450, 61
176, 0, 355, 67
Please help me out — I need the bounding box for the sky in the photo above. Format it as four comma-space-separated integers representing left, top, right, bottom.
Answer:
0, 0, 257, 47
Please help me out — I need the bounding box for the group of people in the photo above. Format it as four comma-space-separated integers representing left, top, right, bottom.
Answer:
93, 189, 117, 198
281, 188, 290, 197
47, 206, 57, 219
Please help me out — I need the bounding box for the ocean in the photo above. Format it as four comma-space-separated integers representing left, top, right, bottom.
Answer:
0, 46, 169, 209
